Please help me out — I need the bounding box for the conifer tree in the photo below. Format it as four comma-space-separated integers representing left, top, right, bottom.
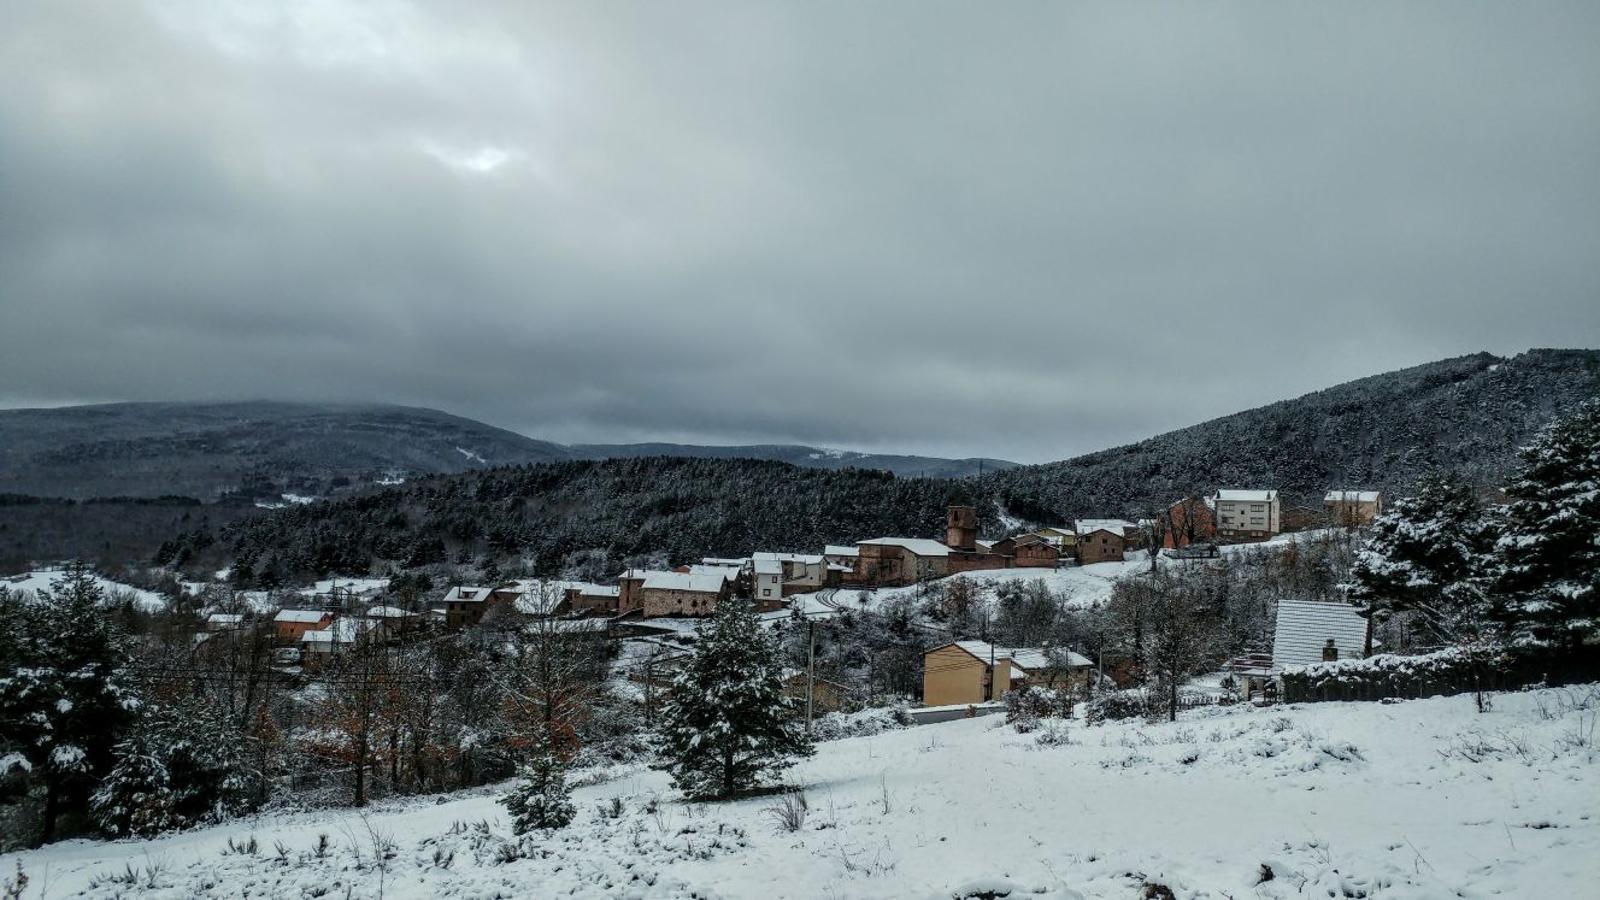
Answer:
1345, 472, 1496, 650
89, 731, 176, 838
501, 751, 574, 834
1495, 399, 1600, 650
0, 563, 137, 843
654, 599, 813, 799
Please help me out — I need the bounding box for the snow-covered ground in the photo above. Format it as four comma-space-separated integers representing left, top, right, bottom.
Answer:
0, 568, 166, 612
785, 531, 1348, 622
6, 687, 1595, 898
783, 555, 1155, 621
297, 577, 390, 598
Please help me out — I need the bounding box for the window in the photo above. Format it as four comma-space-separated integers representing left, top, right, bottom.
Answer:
762, 589, 772, 597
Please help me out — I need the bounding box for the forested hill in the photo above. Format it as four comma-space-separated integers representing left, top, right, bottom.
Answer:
984, 348, 1600, 522
0, 401, 571, 500
202, 349, 1598, 584
214, 458, 975, 584
0, 402, 1015, 501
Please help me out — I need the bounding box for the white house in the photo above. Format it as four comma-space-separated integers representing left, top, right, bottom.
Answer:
1213, 489, 1280, 542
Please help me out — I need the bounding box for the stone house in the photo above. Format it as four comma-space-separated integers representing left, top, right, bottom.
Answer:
1074, 523, 1128, 565
439, 585, 518, 630
618, 569, 730, 617
854, 537, 951, 586
1010, 533, 1062, 568
1325, 490, 1383, 526
562, 582, 622, 616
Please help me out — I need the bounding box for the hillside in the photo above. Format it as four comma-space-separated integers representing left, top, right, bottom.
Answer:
7, 688, 1595, 897
5, 350, 1596, 576
214, 458, 973, 583
0, 401, 570, 501
985, 348, 1600, 521
0, 402, 1011, 501
569, 442, 1015, 479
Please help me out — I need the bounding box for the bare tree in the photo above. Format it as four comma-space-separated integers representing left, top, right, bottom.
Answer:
1108, 568, 1226, 720
492, 582, 610, 760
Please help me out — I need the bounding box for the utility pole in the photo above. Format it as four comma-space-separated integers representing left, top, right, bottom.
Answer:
643, 649, 656, 726
988, 642, 996, 702
805, 617, 816, 733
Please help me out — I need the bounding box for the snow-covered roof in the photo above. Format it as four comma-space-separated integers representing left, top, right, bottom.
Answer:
640, 571, 727, 594
301, 617, 365, 644
1215, 490, 1278, 503
701, 557, 748, 566
752, 558, 784, 576
1014, 533, 1061, 548
1074, 519, 1135, 537
568, 582, 621, 597
687, 565, 740, 581
753, 551, 824, 565
858, 537, 950, 557
273, 609, 331, 624
939, 642, 1091, 672
366, 605, 413, 618
1325, 490, 1381, 502
1007, 647, 1093, 672
824, 545, 859, 558
207, 613, 243, 625
442, 586, 489, 604
1272, 600, 1368, 668
950, 640, 1007, 662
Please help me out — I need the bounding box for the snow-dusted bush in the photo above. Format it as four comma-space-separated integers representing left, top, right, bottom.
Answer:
1281, 645, 1515, 702
810, 705, 911, 742
1005, 686, 1072, 730
1084, 690, 1149, 725
1034, 721, 1073, 747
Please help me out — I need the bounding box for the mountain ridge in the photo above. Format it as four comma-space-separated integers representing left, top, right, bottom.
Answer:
0, 400, 1018, 500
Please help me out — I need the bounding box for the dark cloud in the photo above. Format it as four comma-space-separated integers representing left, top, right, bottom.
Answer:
2, 1, 1597, 462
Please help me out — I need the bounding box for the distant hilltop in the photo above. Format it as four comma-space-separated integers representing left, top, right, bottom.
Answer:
0, 400, 1017, 501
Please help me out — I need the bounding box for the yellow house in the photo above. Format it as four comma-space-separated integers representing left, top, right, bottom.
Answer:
922, 641, 1013, 706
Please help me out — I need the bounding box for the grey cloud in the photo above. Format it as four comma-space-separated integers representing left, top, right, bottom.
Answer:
1, 1, 1597, 462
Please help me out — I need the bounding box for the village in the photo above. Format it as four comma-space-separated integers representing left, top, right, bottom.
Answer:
234, 487, 1388, 718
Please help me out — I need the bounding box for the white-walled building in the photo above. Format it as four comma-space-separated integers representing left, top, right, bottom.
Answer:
1212, 489, 1280, 542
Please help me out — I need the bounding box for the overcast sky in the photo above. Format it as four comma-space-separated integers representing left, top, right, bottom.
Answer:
2, 2, 1597, 463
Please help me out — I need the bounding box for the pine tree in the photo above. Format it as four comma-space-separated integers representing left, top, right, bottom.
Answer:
0, 563, 137, 844
654, 599, 813, 799
1345, 472, 1496, 650
89, 731, 176, 838
1495, 399, 1600, 650
90, 696, 262, 838
501, 751, 574, 834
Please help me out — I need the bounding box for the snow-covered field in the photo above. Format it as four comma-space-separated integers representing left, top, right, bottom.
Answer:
6, 687, 1596, 898
0, 569, 165, 612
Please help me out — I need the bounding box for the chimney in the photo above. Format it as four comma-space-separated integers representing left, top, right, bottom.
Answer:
946, 505, 978, 552
1321, 638, 1338, 663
